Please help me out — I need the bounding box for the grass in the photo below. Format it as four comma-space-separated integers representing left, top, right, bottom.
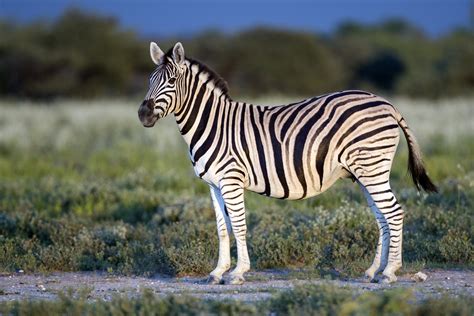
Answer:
0, 98, 472, 279
0, 284, 473, 316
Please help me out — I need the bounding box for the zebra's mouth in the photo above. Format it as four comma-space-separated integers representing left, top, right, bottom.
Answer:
142, 119, 157, 128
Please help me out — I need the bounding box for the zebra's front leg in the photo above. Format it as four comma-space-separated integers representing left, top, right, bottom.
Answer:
220, 180, 250, 285
207, 186, 231, 284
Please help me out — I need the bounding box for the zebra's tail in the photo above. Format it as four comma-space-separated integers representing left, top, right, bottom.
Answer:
396, 114, 438, 193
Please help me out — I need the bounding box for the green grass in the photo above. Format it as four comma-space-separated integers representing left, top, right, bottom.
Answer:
0, 98, 473, 277
1, 284, 473, 316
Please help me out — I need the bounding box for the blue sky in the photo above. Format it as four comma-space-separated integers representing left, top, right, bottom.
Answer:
0, 0, 470, 37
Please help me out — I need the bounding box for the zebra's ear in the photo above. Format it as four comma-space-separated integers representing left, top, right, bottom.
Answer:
172, 42, 185, 66
150, 42, 164, 65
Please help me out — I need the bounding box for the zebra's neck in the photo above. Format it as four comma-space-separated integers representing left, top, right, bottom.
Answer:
174, 76, 240, 151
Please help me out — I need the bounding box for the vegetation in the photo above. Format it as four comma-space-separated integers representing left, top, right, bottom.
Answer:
1, 9, 472, 313
0, 99, 472, 278
0, 9, 473, 99
1, 284, 473, 315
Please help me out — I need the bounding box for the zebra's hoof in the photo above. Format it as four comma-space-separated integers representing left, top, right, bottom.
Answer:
381, 274, 397, 284
363, 274, 379, 283
206, 275, 224, 285
228, 275, 245, 285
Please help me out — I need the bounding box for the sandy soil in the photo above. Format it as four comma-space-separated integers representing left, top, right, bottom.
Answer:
0, 269, 472, 302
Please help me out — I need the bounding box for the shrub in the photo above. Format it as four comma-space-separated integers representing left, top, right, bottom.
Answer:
439, 228, 473, 264
1, 285, 472, 316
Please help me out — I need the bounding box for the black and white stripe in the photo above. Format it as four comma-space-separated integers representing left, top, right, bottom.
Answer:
139, 42, 437, 285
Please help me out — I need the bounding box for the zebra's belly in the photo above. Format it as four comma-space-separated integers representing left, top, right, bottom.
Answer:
245, 165, 349, 200
245, 183, 323, 200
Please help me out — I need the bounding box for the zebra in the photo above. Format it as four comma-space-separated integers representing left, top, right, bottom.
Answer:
138, 42, 437, 285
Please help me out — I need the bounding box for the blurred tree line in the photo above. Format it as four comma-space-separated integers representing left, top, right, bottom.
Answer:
0, 9, 472, 99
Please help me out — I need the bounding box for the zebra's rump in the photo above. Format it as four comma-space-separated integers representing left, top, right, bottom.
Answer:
240, 90, 401, 200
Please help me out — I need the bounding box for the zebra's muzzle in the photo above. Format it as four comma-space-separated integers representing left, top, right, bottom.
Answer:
138, 99, 158, 128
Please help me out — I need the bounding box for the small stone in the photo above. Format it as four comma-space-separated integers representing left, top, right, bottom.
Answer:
412, 272, 428, 282
17, 269, 24, 274
37, 284, 46, 292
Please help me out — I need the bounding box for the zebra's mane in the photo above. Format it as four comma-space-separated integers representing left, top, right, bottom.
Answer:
188, 58, 230, 97
164, 48, 230, 97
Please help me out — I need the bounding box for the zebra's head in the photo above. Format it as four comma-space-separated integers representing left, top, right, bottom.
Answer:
138, 42, 186, 127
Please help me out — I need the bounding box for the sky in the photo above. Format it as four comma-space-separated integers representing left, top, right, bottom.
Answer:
0, 0, 471, 38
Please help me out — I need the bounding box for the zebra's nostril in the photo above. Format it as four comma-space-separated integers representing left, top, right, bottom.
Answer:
146, 99, 155, 110
138, 107, 147, 119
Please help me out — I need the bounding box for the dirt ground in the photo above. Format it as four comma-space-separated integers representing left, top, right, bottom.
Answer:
0, 269, 472, 302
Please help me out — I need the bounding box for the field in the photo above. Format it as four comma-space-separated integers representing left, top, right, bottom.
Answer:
0, 98, 473, 314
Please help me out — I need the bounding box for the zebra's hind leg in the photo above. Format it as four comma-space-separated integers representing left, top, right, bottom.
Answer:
358, 183, 389, 282
349, 163, 404, 283
367, 183, 404, 283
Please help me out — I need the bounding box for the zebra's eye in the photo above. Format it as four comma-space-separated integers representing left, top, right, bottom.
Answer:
168, 77, 176, 85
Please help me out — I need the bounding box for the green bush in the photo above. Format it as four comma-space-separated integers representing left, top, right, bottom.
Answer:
439, 228, 473, 263
265, 284, 350, 315
251, 212, 322, 269
1, 285, 472, 316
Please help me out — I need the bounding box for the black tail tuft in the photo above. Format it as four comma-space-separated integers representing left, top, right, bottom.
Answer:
407, 149, 438, 193
399, 118, 438, 193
